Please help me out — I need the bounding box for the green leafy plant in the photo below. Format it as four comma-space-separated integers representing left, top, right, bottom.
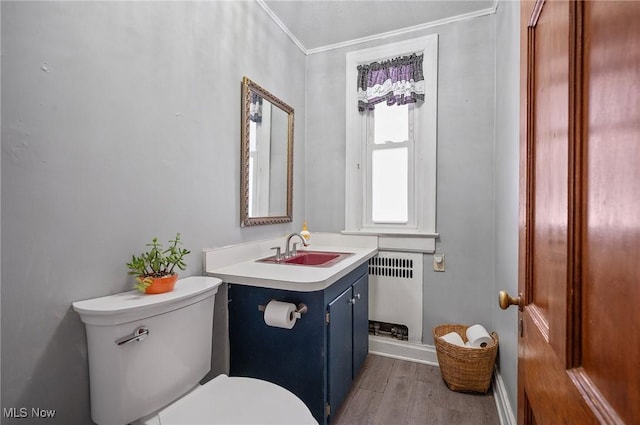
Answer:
126, 233, 190, 292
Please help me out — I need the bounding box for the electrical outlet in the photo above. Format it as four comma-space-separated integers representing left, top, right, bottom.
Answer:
433, 254, 445, 272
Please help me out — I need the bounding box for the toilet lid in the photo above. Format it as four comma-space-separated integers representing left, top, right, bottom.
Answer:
151, 374, 318, 425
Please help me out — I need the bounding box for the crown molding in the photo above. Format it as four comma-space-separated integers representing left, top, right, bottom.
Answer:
256, 0, 308, 54
258, 0, 498, 56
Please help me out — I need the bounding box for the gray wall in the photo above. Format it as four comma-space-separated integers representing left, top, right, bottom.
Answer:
494, 0, 520, 413
1, 2, 305, 424
305, 15, 497, 341
2, 2, 521, 423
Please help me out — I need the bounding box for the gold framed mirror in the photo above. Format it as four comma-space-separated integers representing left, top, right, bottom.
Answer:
240, 77, 294, 226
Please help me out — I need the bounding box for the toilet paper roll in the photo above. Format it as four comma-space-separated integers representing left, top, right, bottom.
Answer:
263, 300, 298, 329
466, 324, 493, 348
440, 331, 465, 347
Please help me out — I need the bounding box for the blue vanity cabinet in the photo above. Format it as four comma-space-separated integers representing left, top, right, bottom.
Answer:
227, 262, 369, 425
327, 287, 353, 419
352, 274, 369, 377
327, 272, 368, 422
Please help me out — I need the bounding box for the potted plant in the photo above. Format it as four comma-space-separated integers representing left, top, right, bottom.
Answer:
126, 233, 191, 294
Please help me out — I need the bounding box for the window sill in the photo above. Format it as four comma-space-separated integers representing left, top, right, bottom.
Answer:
341, 230, 438, 253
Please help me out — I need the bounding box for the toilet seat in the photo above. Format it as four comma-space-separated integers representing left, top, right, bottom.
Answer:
139, 374, 318, 425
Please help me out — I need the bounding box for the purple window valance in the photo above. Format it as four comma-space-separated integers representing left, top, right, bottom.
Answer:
357, 53, 425, 112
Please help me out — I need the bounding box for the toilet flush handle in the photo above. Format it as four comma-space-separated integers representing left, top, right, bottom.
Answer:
115, 326, 149, 346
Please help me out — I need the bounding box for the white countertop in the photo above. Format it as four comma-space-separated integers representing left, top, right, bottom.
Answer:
204, 234, 378, 292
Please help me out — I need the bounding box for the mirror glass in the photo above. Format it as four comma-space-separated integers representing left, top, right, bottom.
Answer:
241, 77, 294, 226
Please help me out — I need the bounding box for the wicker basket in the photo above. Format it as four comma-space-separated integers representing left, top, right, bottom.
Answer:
432, 324, 499, 393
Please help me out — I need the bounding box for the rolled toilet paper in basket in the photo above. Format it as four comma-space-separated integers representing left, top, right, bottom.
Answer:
440, 331, 466, 347
263, 300, 298, 329
466, 324, 493, 348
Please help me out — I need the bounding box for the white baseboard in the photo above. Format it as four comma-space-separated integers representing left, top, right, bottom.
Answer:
492, 368, 517, 425
368, 335, 438, 366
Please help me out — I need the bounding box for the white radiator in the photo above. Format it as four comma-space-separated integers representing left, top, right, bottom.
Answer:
368, 251, 423, 343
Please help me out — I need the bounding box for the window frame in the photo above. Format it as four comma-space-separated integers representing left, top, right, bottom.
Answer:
344, 34, 439, 252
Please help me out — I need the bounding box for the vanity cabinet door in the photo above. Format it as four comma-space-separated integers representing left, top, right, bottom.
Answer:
352, 274, 369, 378
327, 287, 353, 419
327, 271, 369, 422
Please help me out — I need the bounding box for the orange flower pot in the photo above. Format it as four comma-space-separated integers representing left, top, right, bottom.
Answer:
143, 274, 178, 294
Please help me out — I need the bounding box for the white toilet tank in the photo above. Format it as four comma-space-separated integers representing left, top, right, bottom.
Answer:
73, 276, 222, 425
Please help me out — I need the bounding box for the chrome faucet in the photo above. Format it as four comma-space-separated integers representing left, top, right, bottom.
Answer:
285, 232, 308, 258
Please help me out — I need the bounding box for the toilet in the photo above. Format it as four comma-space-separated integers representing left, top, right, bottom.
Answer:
72, 276, 318, 425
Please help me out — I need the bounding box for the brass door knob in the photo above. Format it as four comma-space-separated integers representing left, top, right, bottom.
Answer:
499, 290, 524, 311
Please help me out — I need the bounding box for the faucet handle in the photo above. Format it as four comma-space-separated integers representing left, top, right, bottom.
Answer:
271, 246, 282, 261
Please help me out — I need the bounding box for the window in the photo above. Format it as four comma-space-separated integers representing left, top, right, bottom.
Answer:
345, 35, 438, 252
367, 103, 413, 225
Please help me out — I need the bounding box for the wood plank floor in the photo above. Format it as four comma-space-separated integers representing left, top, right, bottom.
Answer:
331, 354, 500, 425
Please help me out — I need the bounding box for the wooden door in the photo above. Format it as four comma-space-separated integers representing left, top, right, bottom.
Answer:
519, 1, 639, 424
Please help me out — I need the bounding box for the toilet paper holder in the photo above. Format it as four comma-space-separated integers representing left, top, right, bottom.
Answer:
258, 301, 308, 319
